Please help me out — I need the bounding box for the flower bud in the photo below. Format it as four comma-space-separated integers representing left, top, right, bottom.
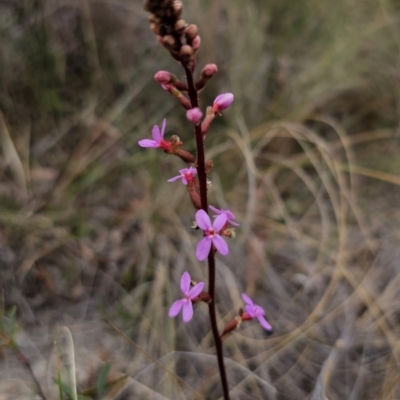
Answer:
172, 0, 183, 17
185, 24, 198, 40
163, 35, 176, 47
196, 64, 218, 91
180, 44, 193, 57
174, 19, 186, 34
150, 23, 160, 35
212, 93, 234, 114
192, 36, 201, 51
154, 70, 172, 84
202, 64, 218, 78
186, 108, 203, 124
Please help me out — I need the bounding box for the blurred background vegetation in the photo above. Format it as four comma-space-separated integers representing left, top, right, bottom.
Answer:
1, 0, 400, 399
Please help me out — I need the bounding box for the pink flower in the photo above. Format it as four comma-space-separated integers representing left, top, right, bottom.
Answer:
169, 272, 205, 323
186, 108, 203, 123
241, 294, 273, 333
212, 93, 234, 113
167, 167, 197, 185
195, 209, 228, 261
209, 205, 240, 227
138, 119, 172, 152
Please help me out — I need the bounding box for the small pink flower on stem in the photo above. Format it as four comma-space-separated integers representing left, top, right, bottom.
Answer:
186, 108, 203, 123
241, 294, 273, 333
209, 205, 240, 227
212, 93, 234, 114
138, 119, 172, 152
169, 272, 205, 323
195, 210, 228, 261
167, 167, 197, 185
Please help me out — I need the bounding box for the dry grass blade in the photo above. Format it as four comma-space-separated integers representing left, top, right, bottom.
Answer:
57, 327, 78, 400
0, 112, 27, 200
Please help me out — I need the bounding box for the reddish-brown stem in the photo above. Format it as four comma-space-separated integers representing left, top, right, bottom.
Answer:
183, 64, 230, 400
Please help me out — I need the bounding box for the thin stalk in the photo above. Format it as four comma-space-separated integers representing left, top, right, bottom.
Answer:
183, 65, 230, 400
12, 342, 47, 400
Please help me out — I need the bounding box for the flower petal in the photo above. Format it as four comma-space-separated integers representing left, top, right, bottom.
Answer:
182, 177, 188, 185
138, 139, 159, 148
257, 315, 273, 332
169, 300, 184, 317
195, 210, 211, 231
167, 175, 183, 183
180, 271, 191, 294
242, 293, 254, 307
188, 281, 204, 299
196, 237, 212, 261
182, 301, 193, 322
212, 213, 227, 232
152, 124, 162, 143
254, 305, 265, 316
229, 220, 240, 227
212, 235, 229, 256
209, 205, 221, 215
160, 118, 167, 138
244, 304, 256, 318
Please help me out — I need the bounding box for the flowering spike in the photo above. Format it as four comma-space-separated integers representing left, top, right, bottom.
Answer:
169, 272, 205, 323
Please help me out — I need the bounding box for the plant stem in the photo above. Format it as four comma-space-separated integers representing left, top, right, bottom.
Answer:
183, 65, 230, 400
13, 343, 47, 400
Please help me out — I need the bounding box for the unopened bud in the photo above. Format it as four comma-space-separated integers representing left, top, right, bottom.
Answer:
196, 64, 218, 91
212, 93, 234, 114
154, 70, 172, 84
172, 0, 183, 16
192, 36, 201, 51
175, 19, 186, 34
150, 23, 160, 35
185, 24, 198, 40
163, 35, 176, 47
202, 64, 218, 78
186, 108, 203, 124
180, 44, 193, 57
